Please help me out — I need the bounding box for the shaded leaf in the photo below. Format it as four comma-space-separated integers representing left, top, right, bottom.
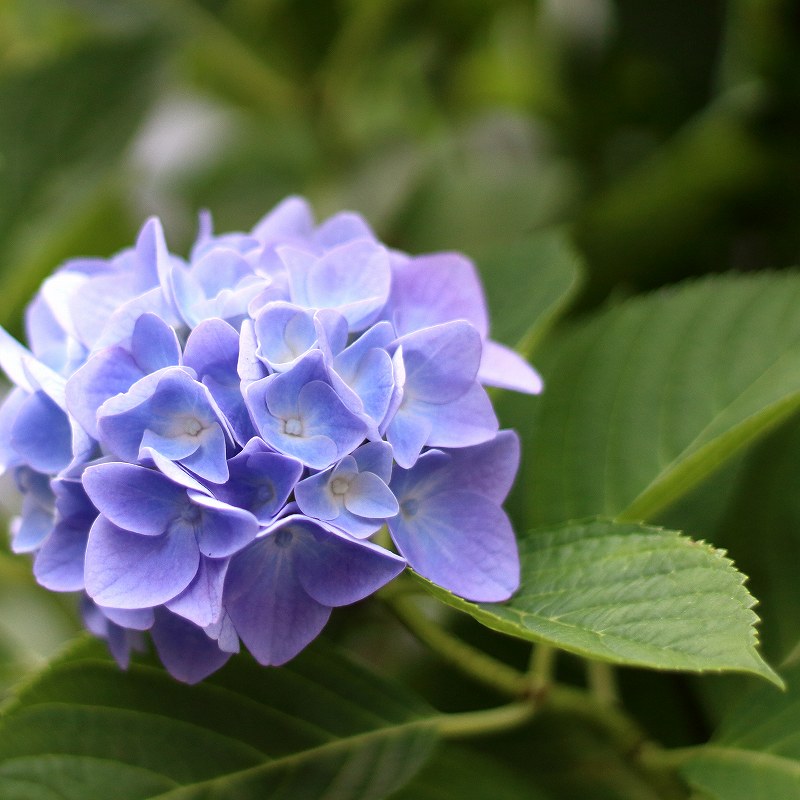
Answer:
0, 33, 160, 326
0, 637, 438, 799
478, 228, 583, 354
417, 519, 778, 684
506, 272, 800, 528
681, 660, 800, 799
390, 744, 551, 799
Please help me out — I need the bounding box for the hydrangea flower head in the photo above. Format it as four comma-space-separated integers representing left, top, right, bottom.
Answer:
0, 197, 541, 683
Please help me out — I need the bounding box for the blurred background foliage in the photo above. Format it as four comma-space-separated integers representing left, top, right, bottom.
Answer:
2, 1, 800, 796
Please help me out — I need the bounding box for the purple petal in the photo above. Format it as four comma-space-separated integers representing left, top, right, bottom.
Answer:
187, 492, 259, 558
292, 520, 406, 606
251, 196, 314, 243
66, 347, 143, 438
386, 252, 488, 338
384, 411, 431, 469
478, 340, 543, 394
416, 382, 499, 449
101, 606, 154, 631
313, 212, 375, 248
395, 320, 482, 403
82, 463, 185, 535
225, 531, 331, 666
166, 556, 229, 627
442, 430, 521, 504
85, 517, 199, 609
214, 442, 303, 524
33, 517, 90, 591
343, 472, 398, 518
388, 490, 519, 602
151, 609, 231, 684
10, 391, 72, 473
130, 312, 181, 373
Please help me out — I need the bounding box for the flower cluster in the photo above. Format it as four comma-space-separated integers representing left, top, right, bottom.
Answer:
0, 198, 541, 683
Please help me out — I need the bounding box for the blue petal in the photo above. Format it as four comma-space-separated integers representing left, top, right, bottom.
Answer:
294, 466, 341, 521
10, 391, 72, 473
151, 609, 231, 684
188, 492, 259, 558
33, 517, 90, 591
292, 519, 405, 606
297, 381, 367, 459
343, 472, 399, 519
165, 556, 229, 627
352, 440, 394, 483
100, 606, 154, 631
415, 382, 499, 449
478, 340, 543, 395
85, 517, 199, 609
66, 347, 143, 438
225, 531, 331, 666
302, 239, 391, 331
82, 463, 185, 535
394, 320, 482, 403
130, 312, 181, 373
254, 302, 317, 371
385, 252, 488, 338
388, 489, 519, 602
216, 442, 303, 524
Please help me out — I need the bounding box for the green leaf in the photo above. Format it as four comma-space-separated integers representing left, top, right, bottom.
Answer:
0, 637, 438, 800
416, 519, 779, 684
390, 744, 551, 800
477, 228, 584, 355
507, 272, 800, 528
680, 660, 800, 799
0, 33, 160, 327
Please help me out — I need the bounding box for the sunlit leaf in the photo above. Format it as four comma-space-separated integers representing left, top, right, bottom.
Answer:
417, 519, 779, 684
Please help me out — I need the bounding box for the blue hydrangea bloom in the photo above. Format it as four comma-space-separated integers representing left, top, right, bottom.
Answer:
0, 197, 541, 683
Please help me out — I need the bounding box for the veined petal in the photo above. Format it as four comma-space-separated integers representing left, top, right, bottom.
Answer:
225, 531, 331, 666
85, 517, 199, 609
388, 489, 518, 602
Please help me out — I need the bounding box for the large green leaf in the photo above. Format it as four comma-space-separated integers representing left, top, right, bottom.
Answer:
390, 744, 551, 800
477, 228, 583, 354
0, 637, 438, 800
417, 519, 778, 684
658, 415, 800, 665
0, 34, 160, 327
506, 272, 800, 528
680, 660, 800, 799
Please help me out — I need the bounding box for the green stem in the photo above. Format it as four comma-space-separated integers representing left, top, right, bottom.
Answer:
529, 644, 556, 694
386, 594, 526, 696
436, 701, 538, 739
587, 659, 619, 707
385, 590, 686, 769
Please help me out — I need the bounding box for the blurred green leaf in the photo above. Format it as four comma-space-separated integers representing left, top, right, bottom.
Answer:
0, 637, 437, 799
0, 33, 160, 326
390, 744, 551, 800
478, 227, 583, 353
506, 272, 800, 529
417, 519, 778, 684
680, 659, 800, 799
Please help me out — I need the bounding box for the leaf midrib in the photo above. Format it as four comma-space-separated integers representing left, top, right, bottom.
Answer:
144, 718, 437, 799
